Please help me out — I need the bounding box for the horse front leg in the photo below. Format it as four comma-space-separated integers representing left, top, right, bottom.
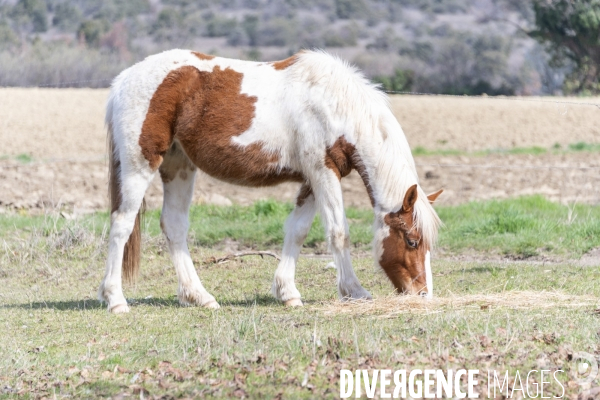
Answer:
312, 171, 372, 301
272, 184, 317, 306
160, 150, 219, 309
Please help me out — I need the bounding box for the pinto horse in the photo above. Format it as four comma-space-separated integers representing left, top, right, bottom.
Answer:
99, 49, 443, 313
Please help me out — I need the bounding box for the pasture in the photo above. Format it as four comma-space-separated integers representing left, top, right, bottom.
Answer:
1, 90, 600, 398
2, 199, 600, 398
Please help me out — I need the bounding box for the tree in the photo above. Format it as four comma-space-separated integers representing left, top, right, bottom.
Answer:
530, 0, 600, 94
10, 0, 48, 33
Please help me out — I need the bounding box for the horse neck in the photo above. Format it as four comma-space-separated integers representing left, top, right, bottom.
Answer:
354, 109, 419, 214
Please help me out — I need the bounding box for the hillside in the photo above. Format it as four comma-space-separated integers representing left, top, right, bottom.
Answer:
0, 0, 563, 94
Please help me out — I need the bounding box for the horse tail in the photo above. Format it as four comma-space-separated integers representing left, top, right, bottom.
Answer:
107, 101, 143, 284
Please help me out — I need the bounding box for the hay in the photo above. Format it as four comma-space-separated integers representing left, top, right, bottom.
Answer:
318, 291, 599, 318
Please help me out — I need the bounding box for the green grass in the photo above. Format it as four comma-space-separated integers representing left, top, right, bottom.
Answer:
15, 153, 32, 163
568, 141, 600, 152
438, 195, 600, 258
412, 141, 600, 157
3, 196, 600, 260
1, 198, 600, 398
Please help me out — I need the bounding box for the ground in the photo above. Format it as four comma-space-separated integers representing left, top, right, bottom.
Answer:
1, 89, 599, 211
0, 89, 599, 399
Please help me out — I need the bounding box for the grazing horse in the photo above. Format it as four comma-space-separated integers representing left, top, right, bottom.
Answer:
99, 49, 442, 313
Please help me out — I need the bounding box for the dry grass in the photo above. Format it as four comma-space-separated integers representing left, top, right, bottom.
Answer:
321, 291, 600, 318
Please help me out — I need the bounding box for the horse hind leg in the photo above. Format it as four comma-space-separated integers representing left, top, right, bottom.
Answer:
272, 184, 317, 306
99, 153, 155, 313
160, 143, 219, 309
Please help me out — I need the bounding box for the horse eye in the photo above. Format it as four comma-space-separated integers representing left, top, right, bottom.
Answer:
406, 239, 418, 248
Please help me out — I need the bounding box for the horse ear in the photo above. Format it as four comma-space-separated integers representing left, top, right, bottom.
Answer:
402, 184, 418, 213
427, 189, 443, 204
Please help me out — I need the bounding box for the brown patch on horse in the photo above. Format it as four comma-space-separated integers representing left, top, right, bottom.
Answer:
140, 65, 303, 185
192, 51, 215, 61
379, 185, 427, 294
271, 54, 299, 70
324, 136, 375, 206
296, 183, 313, 207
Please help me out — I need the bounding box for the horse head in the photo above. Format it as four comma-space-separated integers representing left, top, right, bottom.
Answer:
377, 185, 443, 297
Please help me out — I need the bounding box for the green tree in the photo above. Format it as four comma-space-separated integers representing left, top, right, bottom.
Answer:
11, 0, 48, 32
373, 68, 414, 92
530, 0, 600, 94
77, 20, 109, 47
52, 3, 82, 30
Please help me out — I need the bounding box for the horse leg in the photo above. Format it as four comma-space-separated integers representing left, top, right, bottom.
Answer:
272, 184, 316, 306
312, 171, 372, 301
160, 145, 219, 309
99, 171, 154, 313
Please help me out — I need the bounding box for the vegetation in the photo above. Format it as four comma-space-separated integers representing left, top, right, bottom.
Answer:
1, 198, 599, 397
412, 141, 600, 157
3, 196, 600, 261
0, 0, 583, 94
530, 0, 600, 94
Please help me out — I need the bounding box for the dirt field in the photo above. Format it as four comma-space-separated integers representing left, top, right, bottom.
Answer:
1, 88, 599, 212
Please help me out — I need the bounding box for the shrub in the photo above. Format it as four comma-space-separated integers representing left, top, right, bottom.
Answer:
323, 23, 358, 47
205, 13, 237, 37
372, 68, 414, 92
10, 0, 48, 33
52, 3, 82, 31
335, 0, 367, 19
77, 19, 110, 47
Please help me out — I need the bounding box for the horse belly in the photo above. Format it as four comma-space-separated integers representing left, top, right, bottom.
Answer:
179, 135, 302, 186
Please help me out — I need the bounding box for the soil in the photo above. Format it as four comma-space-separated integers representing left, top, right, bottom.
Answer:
1, 89, 599, 213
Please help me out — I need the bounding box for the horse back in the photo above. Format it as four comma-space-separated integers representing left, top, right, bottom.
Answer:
112, 49, 304, 187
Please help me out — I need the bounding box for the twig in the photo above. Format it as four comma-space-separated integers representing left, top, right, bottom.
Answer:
206, 251, 281, 264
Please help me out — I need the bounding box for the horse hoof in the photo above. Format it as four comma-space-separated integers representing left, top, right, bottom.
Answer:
203, 301, 220, 309
110, 304, 130, 314
284, 298, 303, 307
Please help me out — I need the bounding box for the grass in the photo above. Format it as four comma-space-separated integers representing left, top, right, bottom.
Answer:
1, 197, 600, 397
437, 195, 600, 258
412, 141, 600, 157
3, 196, 600, 259
14, 153, 32, 164
1, 240, 599, 398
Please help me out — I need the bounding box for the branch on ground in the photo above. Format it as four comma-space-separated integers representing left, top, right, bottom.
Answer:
205, 251, 281, 264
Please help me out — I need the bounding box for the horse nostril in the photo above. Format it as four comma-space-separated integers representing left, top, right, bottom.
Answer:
418, 291, 427, 297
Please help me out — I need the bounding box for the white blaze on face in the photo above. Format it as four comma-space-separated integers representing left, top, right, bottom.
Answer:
425, 250, 433, 299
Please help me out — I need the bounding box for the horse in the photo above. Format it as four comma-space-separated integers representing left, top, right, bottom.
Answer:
98, 49, 443, 313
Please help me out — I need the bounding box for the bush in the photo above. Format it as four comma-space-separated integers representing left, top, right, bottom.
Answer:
0, 41, 129, 87
0, 21, 20, 50
256, 17, 297, 46
323, 23, 358, 47
153, 8, 181, 31
205, 13, 237, 37
10, 0, 48, 33
372, 68, 414, 92
77, 19, 109, 47
242, 14, 260, 46
366, 27, 406, 52
52, 3, 82, 30
335, 0, 367, 19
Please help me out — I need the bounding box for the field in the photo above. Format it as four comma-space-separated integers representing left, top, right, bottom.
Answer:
1, 89, 600, 398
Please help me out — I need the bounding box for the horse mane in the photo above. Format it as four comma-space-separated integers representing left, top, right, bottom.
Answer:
293, 50, 441, 248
